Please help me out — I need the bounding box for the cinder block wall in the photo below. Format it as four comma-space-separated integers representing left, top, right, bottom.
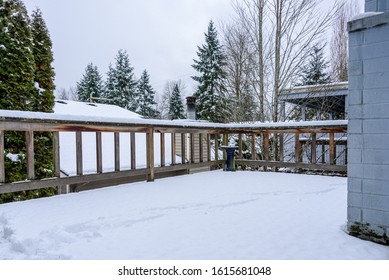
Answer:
347, 0, 389, 244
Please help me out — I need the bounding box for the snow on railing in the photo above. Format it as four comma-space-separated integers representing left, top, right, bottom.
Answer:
0, 110, 347, 195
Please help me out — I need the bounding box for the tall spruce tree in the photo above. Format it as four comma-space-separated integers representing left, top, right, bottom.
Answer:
103, 50, 138, 111
0, 0, 36, 111
30, 8, 55, 113
168, 83, 185, 120
76, 63, 104, 102
136, 70, 158, 118
299, 44, 331, 86
192, 20, 229, 123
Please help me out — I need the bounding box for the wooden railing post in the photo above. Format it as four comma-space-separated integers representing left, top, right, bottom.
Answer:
190, 133, 195, 164
215, 133, 219, 161
207, 134, 211, 162
263, 133, 270, 171
238, 133, 243, 159
76, 132, 83, 176
199, 133, 204, 163
130, 132, 136, 170
295, 132, 301, 163
53, 131, 61, 177
279, 134, 284, 162
114, 132, 120, 172
0, 130, 5, 183
26, 131, 35, 180
311, 133, 317, 164
147, 128, 154, 181
160, 132, 165, 167
181, 133, 186, 164
96, 132, 102, 174
251, 133, 256, 160
171, 132, 176, 165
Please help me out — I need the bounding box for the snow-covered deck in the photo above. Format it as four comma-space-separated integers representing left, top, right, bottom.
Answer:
0, 171, 387, 260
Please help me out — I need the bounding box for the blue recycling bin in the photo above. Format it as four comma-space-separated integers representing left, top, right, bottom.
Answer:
221, 146, 238, 171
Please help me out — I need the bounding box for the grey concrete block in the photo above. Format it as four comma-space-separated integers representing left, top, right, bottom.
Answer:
349, 60, 363, 76
364, 72, 389, 89
363, 148, 389, 164
348, 192, 363, 207
362, 209, 389, 227
363, 119, 389, 134
348, 163, 364, 179
363, 179, 389, 195
348, 90, 363, 105
365, 0, 377, 12
348, 105, 363, 119
363, 24, 389, 44
364, 56, 389, 74
363, 103, 389, 118
349, 177, 363, 192
348, 119, 363, 134
349, 32, 364, 47
364, 88, 389, 104
349, 46, 363, 62
378, 0, 389, 12
363, 164, 389, 180
364, 134, 389, 148
347, 206, 362, 222
362, 41, 389, 60
363, 193, 389, 211
348, 134, 364, 149
348, 148, 363, 164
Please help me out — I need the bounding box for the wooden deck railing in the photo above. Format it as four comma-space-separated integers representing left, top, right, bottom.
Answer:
0, 110, 348, 195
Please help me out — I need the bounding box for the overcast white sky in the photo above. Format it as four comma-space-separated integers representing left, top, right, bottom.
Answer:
23, 0, 364, 97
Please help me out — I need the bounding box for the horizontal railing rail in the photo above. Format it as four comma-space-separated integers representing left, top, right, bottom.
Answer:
0, 110, 348, 195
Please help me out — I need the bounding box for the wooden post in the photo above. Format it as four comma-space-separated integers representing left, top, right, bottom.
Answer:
322, 143, 326, 164
207, 134, 211, 162
329, 132, 335, 165
76, 132, 83, 176
96, 132, 103, 173
223, 133, 228, 170
114, 132, 120, 172
199, 133, 203, 163
238, 133, 243, 159
181, 133, 186, 164
215, 133, 219, 161
311, 133, 317, 164
279, 134, 284, 162
130, 132, 136, 170
263, 133, 270, 171
147, 128, 155, 181
295, 132, 301, 163
53, 132, 61, 177
160, 132, 165, 167
26, 131, 35, 180
171, 132, 176, 165
190, 133, 195, 164
251, 133, 256, 160
0, 130, 5, 183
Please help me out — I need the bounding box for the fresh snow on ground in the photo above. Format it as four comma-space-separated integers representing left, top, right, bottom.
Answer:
0, 171, 387, 260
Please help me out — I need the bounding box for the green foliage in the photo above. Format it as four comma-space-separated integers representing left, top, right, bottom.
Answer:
168, 83, 185, 120
136, 70, 158, 118
192, 21, 229, 123
299, 44, 331, 86
76, 63, 104, 102
103, 50, 138, 111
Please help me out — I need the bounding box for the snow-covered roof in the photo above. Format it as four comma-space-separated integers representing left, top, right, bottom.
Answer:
54, 100, 142, 119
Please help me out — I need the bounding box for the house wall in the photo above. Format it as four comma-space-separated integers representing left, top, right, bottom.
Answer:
347, 0, 389, 244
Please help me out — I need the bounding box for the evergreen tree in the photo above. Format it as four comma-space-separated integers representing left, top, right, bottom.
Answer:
0, 0, 36, 111
76, 63, 104, 102
30, 8, 55, 113
299, 44, 331, 86
136, 70, 158, 118
168, 83, 185, 120
192, 20, 229, 123
103, 50, 138, 111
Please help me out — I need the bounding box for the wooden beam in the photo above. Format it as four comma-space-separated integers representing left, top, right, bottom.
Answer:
238, 133, 243, 159
0, 130, 4, 183
147, 128, 155, 181
181, 133, 186, 164
96, 132, 103, 173
311, 133, 317, 164
171, 132, 176, 165
76, 131, 83, 176
190, 133, 195, 164
26, 131, 35, 180
199, 133, 203, 163
130, 132, 136, 170
160, 132, 165, 167
53, 132, 60, 177
251, 133, 256, 160
329, 132, 335, 165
